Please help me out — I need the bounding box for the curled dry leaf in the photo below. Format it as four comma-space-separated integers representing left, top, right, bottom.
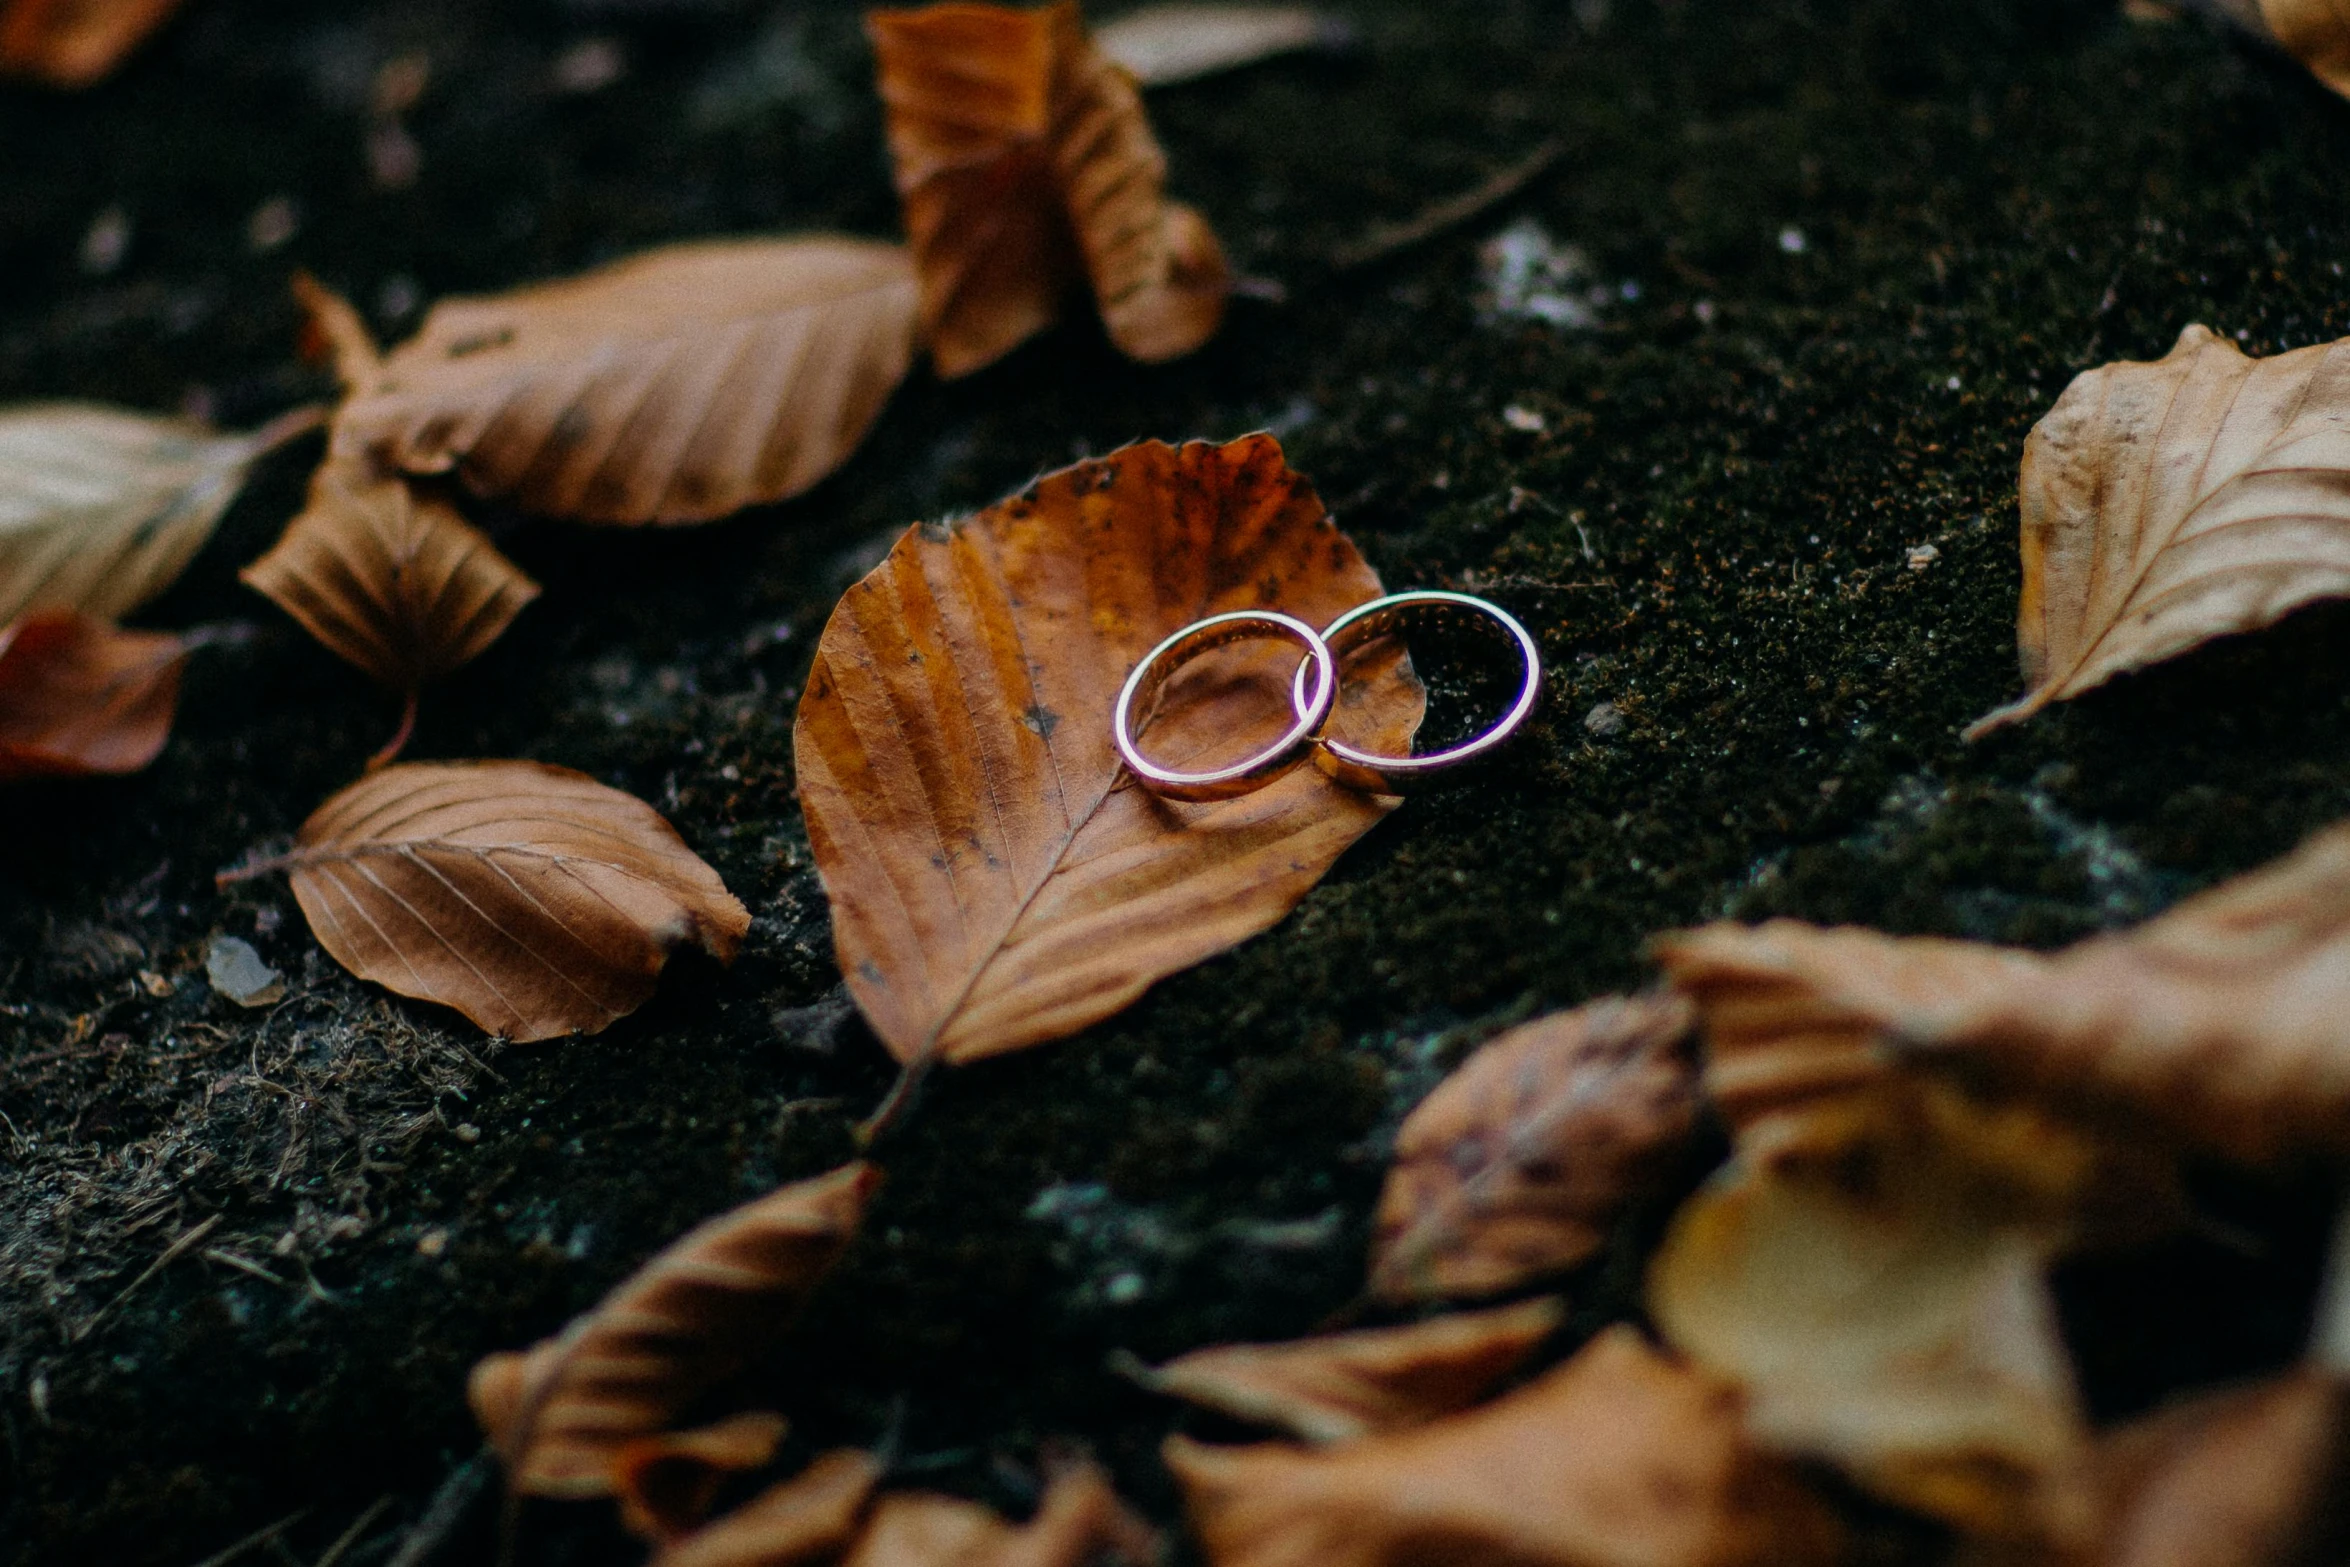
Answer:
795, 434, 1421, 1070
243, 760, 748, 1042
1165, 1324, 1844, 1567
239, 455, 539, 694
1095, 5, 1351, 87
326, 240, 918, 525
0, 0, 184, 86
1654, 818, 2350, 1165
648, 1449, 881, 1567
615, 1411, 791, 1543
1125, 1297, 1562, 1445
0, 610, 187, 780
0, 402, 302, 627
1970, 325, 2350, 737
868, 2, 1229, 377
1649, 1080, 2102, 1544
1370, 994, 1698, 1303
470, 1162, 878, 1497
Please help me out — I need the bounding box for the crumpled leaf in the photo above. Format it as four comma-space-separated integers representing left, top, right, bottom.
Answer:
868, 1, 1229, 377
203, 934, 284, 1008
1125, 1297, 1562, 1445
470, 1162, 878, 1497
1370, 994, 1698, 1303
1095, 5, 1350, 87
0, 402, 301, 627
0, 0, 183, 86
649, 1448, 882, 1567
1970, 324, 2350, 737
1653, 819, 2350, 1165
1165, 1324, 1845, 1567
235, 759, 749, 1042
0, 610, 188, 780
615, 1411, 792, 1543
794, 434, 1420, 1070
239, 453, 539, 694
325, 239, 918, 525
1648, 1079, 2103, 1544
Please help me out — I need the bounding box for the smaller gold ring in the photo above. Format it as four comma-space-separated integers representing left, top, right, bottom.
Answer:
1115, 610, 1337, 803
1289, 590, 1542, 794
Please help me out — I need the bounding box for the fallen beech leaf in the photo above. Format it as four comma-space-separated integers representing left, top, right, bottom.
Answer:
1370, 995, 1698, 1303
470, 1162, 879, 1497
1970, 325, 2350, 737
239, 454, 540, 693
1653, 819, 2350, 1164
329, 239, 919, 524
616, 1411, 792, 1543
242, 760, 749, 1042
868, 2, 1229, 376
1649, 1081, 2100, 1543
1095, 5, 1349, 87
0, 0, 183, 86
650, 1449, 882, 1567
1165, 1324, 1844, 1567
996, 1457, 1162, 1567
2198, 0, 2350, 98
794, 434, 1421, 1070
0, 611, 187, 780
842, 1494, 1014, 1567
0, 402, 304, 627
1126, 1297, 1563, 1444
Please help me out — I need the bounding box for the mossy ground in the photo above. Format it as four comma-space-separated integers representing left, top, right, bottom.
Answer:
4, 0, 2349, 1561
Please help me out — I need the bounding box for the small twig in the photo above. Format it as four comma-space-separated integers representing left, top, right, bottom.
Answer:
73, 1213, 222, 1342
180, 1510, 308, 1567
202, 1247, 297, 1290
1332, 138, 1565, 271
366, 691, 421, 774
311, 1495, 395, 1567
386, 1452, 492, 1567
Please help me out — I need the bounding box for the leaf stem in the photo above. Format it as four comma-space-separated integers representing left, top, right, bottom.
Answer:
246, 402, 330, 457
857, 1055, 934, 1149
367, 691, 421, 773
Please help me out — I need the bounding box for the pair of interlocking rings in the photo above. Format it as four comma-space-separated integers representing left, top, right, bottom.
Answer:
1113, 590, 1543, 802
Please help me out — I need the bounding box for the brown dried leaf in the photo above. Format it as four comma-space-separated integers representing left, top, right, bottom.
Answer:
1653, 819, 2350, 1164
1165, 1324, 1845, 1567
868, 2, 1228, 377
259, 760, 749, 1042
843, 1495, 1015, 1567
0, 402, 298, 627
1094, 5, 1348, 87
239, 455, 539, 692
1970, 325, 2350, 736
1128, 1298, 1562, 1445
616, 1411, 792, 1543
794, 434, 1421, 1069
1370, 995, 1699, 1303
331, 239, 919, 524
1649, 1080, 2101, 1543
649, 1449, 883, 1567
0, 0, 183, 86
0, 610, 186, 780
470, 1162, 879, 1497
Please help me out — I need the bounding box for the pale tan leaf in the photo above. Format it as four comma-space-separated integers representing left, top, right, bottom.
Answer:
650, 1449, 883, 1567
239, 455, 539, 692
794, 434, 1421, 1069
1653, 819, 2350, 1164
470, 1163, 879, 1498
249, 760, 749, 1042
0, 610, 187, 780
0, 0, 184, 87
615, 1411, 791, 1543
0, 402, 299, 627
1649, 1080, 2100, 1543
989, 1458, 1161, 1567
332, 238, 919, 525
841, 1495, 1014, 1567
1970, 325, 2350, 737
1164, 1324, 1845, 1567
1095, 5, 1347, 87
1127, 1298, 1562, 1445
1370, 995, 1698, 1303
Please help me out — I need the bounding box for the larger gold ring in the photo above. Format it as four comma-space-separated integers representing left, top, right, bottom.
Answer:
1114, 610, 1337, 803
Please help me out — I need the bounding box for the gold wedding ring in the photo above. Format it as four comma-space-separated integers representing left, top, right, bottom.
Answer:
1113, 610, 1338, 803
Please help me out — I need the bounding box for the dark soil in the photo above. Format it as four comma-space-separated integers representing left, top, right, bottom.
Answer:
4, 1, 2348, 1562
